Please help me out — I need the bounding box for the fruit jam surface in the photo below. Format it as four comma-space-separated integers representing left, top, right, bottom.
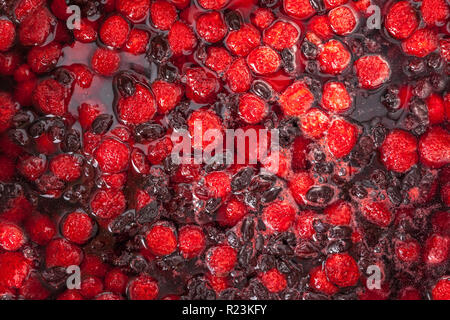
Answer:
0, 0, 449, 300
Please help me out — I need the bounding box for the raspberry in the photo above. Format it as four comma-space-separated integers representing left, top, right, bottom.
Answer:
94, 138, 130, 173
423, 233, 449, 265
259, 268, 287, 293
263, 20, 299, 51
262, 201, 296, 232
432, 277, 450, 300
198, 0, 228, 10
151, 80, 183, 114
225, 24, 260, 57
440, 39, 450, 62
326, 118, 358, 158
49, 154, 82, 182
289, 171, 314, 204
19, 273, 50, 300
18, 7, 52, 46
0, 19, 15, 52
380, 130, 418, 173
354, 55, 390, 89
186, 109, 222, 152
68, 64, 94, 89
421, 0, 449, 26
0, 252, 31, 288
105, 268, 128, 294
179, 225, 206, 259
418, 126, 450, 169
0, 51, 20, 75
279, 81, 314, 117
196, 11, 227, 44
128, 275, 159, 300
325, 200, 353, 226
328, 6, 357, 35
50, 0, 70, 19
131, 149, 151, 175
117, 84, 156, 125
61, 211, 95, 244
300, 108, 330, 138
73, 18, 98, 43
205, 47, 232, 74
283, 0, 316, 19
206, 245, 237, 275
0, 221, 25, 251
185, 67, 220, 103
80, 254, 109, 278
238, 93, 268, 124
0, 92, 16, 133
45, 238, 83, 268
124, 29, 150, 55
80, 276, 103, 299
225, 58, 252, 93
318, 40, 351, 74
309, 266, 338, 295
204, 171, 230, 199
94, 292, 123, 300
27, 42, 62, 74
57, 290, 83, 300
150, 0, 177, 30
14, 64, 35, 83
145, 223, 177, 256
116, 0, 150, 23
402, 28, 438, 58
324, 0, 348, 9
325, 253, 359, 287
247, 46, 281, 75
99, 15, 130, 49
207, 273, 229, 293
251, 8, 275, 30
426, 93, 445, 125
32, 79, 69, 116
146, 137, 172, 165
385, 1, 419, 40
395, 239, 420, 262
91, 48, 120, 76
217, 197, 247, 227
322, 81, 352, 113
361, 202, 392, 227
296, 211, 316, 239
308, 16, 333, 40
90, 188, 126, 219
168, 21, 197, 55
14, 0, 45, 22
18, 148, 45, 177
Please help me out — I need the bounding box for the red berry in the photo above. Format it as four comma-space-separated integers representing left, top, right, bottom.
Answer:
168, 21, 197, 55
80, 276, 103, 299
289, 171, 314, 204
100, 15, 130, 49
80, 254, 109, 278
24, 213, 55, 246
205, 46, 232, 74
45, 238, 83, 268
418, 126, 450, 168
198, 0, 228, 10
322, 81, 352, 113
217, 197, 247, 227
73, 18, 98, 43
263, 20, 300, 51
50, 154, 82, 182
279, 81, 314, 117
27, 42, 62, 74
423, 233, 449, 265
402, 28, 438, 58
283, 0, 316, 19
238, 93, 268, 124
308, 15, 333, 40
0, 252, 31, 288
325, 200, 353, 226
91, 48, 121, 76
147, 136, 173, 165
32, 79, 69, 116
380, 129, 418, 173
19, 273, 50, 300
116, 0, 150, 23
178, 225, 206, 259
105, 268, 128, 294
319, 39, 351, 75
226, 24, 260, 57
420, 0, 449, 26
18, 7, 53, 46
328, 6, 357, 35
185, 67, 220, 103
361, 202, 392, 227
431, 277, 450, 300
150, 0, 177, 31
325, 253, 360, 287
68, 64, 94, 89
187, 109, 224, 149
94, 138, 130, 174
78, 102, 101, 130
262, 201, 296, 232
152, 80, 183, 114
385, 1, 419, 40
0, 92, 17, 133
117, 84, 156, 125
124, 28, 150, 55
247, 46, 281, 75
225, 58, 252, 93
251, 8, 275, 30
62, 211, 95, 244
128, 274, 159, 300
91, 188, 126, 219
0, 221, 26, 251
206, 245, 237, 275
145, 223, 177, 256
300, 108, 330, 139
57, 290, 83, 300
354, 55, 390, 89
295, 211, 315, 240
0, 19, 15, 52
204, 171, 231, 198
309, 266, 338, 295
326, 118, 358, 158
324, 0, 348, 9
196, 11, 227, 44
395, 239, 421, 263
259, 268, 287, 293
426, 93, 445, 125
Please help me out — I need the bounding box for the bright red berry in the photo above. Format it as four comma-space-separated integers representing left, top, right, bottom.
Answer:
300, 108, 330, 139
90, 188, 126, 219
45, 238, 83, 268
150, 0, 177, 30
418, 126, 450, 169
0, 252, 31, 288
206, 245, 237, 275
262, 201, 296, 232
328, 6, 357, 35
238, 93, 268, 124
94, 138, 130, 173
61, 211, 95, 244
0, 221, 26, 251
128, 275, 159, 300
116, 0, 150, 23
263, 20, 300, 51
279, 81, 314, 117
226, 24, 260, 57
326, 118, 358, 158
91, 48, 121, 76
380, 129, 418, 173
145, 223, 177, 256
247, 46, 281, 75
283, 0, 316, 19
361, 202, 392, 227
0, 19, 15, 52
354, 55, 390, 89
309, 266, 338, 295
325, 200, 353, 226
178, 225, 206, 259
325, 253, 360, 287
385, 1, 418, 40
322, 81, 352, 113
318, 39, 351, 74
100, 15, 130, 49
259, 268, 287, 293
196, 11, 227, 44
402, 28, 438, 58
117, 84, 156, 125
168, 21, 197, 55
225, 58, 252, 93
